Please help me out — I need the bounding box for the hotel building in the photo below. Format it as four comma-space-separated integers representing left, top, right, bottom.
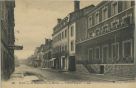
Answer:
76, 1, 135, 76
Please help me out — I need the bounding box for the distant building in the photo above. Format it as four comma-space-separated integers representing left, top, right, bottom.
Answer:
0, 1, 16, 80
32, 46, 43, 67
26, 55, 33, 66
41, 39, 52, 68
76, 1, 135, 76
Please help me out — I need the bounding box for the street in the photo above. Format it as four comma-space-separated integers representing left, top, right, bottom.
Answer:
4, 64, 134, 84
1, 1, 136, 88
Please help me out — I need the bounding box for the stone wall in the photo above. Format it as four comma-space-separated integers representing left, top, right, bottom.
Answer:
86, 64, 135, 77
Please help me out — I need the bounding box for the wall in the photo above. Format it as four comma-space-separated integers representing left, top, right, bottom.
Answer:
76, 16, 88, 63
86, 64, 135, 77
69, 22, 76, 55
0, 1, 15, 80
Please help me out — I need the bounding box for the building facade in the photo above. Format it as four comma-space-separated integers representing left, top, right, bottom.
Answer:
0, 1, 16, 80
52, 16, 70, 71
41, 39, 52, 68
76, 1, 135, 76
52, 2, 80, 71
51, 1, 95, 71
32, 46, 42, 67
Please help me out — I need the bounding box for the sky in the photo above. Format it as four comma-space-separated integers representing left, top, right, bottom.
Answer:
14, 0, 101, 60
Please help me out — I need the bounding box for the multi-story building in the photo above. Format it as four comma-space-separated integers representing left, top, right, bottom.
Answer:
41, 39, 52, 68
52, 16, 70, 71
0, 1, 15, 80
76, 1, 135, 76
32, 46, 43, 67
52, 1, 94, 71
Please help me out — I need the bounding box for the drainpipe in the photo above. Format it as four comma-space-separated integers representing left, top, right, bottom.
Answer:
134, 8, 136, 79
67, 15, 70, 71
114, 32, 117, 64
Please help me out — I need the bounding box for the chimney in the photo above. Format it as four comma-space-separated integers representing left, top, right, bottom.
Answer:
57, 18, 62, 24
74, 0, 80, 12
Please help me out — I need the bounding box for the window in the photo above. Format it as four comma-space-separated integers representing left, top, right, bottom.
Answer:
65, 30, 67, 38
111, 2, 118, 16
56, 35, 58, 41
89, 32, 92, 37
102, 24, 108, 33
1, 4, 5, 20
102, 6, 108, 20
88, 48, 93, 63
59, 34, 61, 41
123, 40, 132, 57
96, 28, 100, 36
95, 12, 99, 24
88, 16, 93, 27
61, 46, 64, 52
62, 32, 64, 39
111, 19, 119, 29
95, 47, 100, 59
71, 26, 74, 37
102, 45, 109, 64
111, 43, 119, 59
59, 46, 61, 52
122, 1, 131, 10
71, 41, 74, 51
89, 31, 96, 38
122, 14, 132, 26
65, 45, 67, 51
56, 36, 58, 42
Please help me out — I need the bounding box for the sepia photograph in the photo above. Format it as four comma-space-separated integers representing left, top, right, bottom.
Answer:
0, 0, 136, 88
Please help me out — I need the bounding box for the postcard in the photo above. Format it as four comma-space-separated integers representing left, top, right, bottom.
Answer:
1, 0, 136, 88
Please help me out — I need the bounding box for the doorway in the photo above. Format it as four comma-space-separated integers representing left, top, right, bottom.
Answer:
69, 56, 76, 71
100, 65, 104, 74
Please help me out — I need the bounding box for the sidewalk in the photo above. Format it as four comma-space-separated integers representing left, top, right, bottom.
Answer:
68, 71, 135, 82
41, 67, 68, 72
89, 73, 135, 82
41, 67, 135, 82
